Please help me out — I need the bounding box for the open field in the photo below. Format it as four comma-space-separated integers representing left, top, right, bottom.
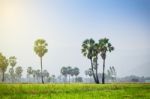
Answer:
0, 83, 149, 99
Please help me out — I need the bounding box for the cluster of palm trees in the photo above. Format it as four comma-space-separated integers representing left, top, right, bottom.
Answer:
27, 66, 50, 83
81, 38, 114, 84
61, 66, 80, 83
0, 54, 23, 82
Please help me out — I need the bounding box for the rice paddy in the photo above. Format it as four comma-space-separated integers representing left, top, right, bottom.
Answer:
0, 83, 149, 99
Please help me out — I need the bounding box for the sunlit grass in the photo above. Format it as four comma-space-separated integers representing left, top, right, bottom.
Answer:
0, 83, 149, 99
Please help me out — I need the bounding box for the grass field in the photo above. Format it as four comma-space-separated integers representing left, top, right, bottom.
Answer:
0, 83, 149, 99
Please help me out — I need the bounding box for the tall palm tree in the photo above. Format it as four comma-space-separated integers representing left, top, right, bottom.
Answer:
99, 38, 114, 84
34, 39, 48, 84
81, 39, 99, 84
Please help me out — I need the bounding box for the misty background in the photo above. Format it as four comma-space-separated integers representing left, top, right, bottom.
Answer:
0, 0, 150, 77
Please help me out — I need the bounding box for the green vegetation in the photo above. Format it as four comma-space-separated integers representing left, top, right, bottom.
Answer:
34, 39, 48, 84
0, 53, 9, 82
81, 38, 114, 84
0, 83, 149, 99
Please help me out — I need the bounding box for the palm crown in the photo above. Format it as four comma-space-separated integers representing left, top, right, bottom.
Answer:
99, 38, 114, 60
34, 39, 48, 58
82, 38, 98, 59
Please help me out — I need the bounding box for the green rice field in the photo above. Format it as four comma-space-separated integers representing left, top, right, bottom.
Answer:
0, 83, 149, 99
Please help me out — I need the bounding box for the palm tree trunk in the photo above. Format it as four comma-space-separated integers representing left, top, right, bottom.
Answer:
2, 71, 5, 82
95, 56, 99, 83
40, 57, 44, 84
102, 59, 105, 84
90, 59, 98, 84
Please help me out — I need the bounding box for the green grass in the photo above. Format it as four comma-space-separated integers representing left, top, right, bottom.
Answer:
0, 83, 149, 99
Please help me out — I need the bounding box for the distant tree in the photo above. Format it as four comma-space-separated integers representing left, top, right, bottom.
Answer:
27, 67, 33, 82
70, 68, 75, 82
61, 67, 68, 82
107, 69, 111, 82
74, 67, 80, 82
52, 75, 55, 83
34, 39, 48, 84
108, 66, 117, 82
99, 38, 114, 84
85, 68, 93, 83
9, 56, 17, 82
9, 68, 14, 81
81, 39, 99, 84
0, 53, 9, 82
15, 66, 23, 82
88, 68, 93, 82
36, 69, 41, 82
32, 70, 36, 82
75, 77, 83, 82
43, 70, 49, 82
67, 66, 72, 83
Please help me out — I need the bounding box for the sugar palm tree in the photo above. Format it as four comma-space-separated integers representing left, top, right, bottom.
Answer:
81, 39, 99, 84
34, 39, 48, 84
99, 38, 114, 84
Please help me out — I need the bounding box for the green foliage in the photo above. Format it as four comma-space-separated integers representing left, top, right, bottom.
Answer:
0, 53, 8, 72
81, 37, 114, 84
9, 56, 17, 68
34, 39, 48, 84
0, 84, 149, 99
0, 53, 9, 81
34, 39, 48, 58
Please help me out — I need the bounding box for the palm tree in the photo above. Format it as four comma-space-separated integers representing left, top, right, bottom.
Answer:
61, 67, 68, 82
99, 38, 114, 84
70, 68, 75, 83
15, 66, 23, 82
35, 69, 41, 83
0, 53, 9, 82
67, 66, 72, 83
32, 70, 36, 82
88, 68, 93, 83
81, 39, 99, 84
9, 56, 17, 82
34, 39, 48, 84
74, 67, 80, 82
27, 66, 33, 82
43, 70, 49, 82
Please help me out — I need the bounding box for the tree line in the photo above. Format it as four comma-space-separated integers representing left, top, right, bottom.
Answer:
0, 37, 115, 84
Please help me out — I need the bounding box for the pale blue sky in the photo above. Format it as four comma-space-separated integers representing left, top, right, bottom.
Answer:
0, 0, 150, 77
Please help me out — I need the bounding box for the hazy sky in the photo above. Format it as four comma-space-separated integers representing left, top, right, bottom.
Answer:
0, 0, 150, 77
